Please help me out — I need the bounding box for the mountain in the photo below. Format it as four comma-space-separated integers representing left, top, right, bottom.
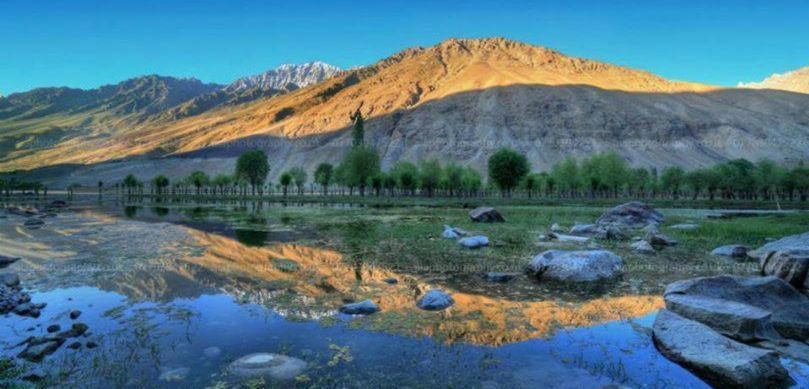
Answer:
160, 62, 341, 121
3, 38, 809, 186
226, 61, 342, 92
738, 66, 809, 94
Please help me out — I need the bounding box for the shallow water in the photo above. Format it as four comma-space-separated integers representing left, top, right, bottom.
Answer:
1, 198, 808, 388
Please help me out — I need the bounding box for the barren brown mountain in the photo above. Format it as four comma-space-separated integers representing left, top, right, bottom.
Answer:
3, 37, 809, 185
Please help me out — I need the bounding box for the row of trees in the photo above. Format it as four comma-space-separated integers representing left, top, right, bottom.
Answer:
0, 177, 46, 197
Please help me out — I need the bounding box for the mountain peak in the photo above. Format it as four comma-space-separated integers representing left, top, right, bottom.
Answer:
738, 66, 809, 94
227, 62, 342, 92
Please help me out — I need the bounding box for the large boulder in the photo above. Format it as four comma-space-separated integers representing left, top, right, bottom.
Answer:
228, 353, 307, 380
595, 202, 664, 229
760, 250, 809, 290
416, 289, 454, 311
664, 275, 809, 342
468, 207, 505, 223
652, 309, 793, 389
527, 250, 623, 282
748, 231, 809, 259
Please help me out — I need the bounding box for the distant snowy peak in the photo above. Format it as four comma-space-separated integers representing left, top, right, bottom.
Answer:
227, 62, 342, 92
738, 66, 809, 94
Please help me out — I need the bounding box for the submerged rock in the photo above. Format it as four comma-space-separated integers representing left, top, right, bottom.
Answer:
228, 353, 307, 380
0, 255, 21, 268
203, 346, 222, 359
527, 250, 623, 282
595, 202, 664, 229
748, 231, 809, 259
468, 207, 505, 223
23, 218, 45, 228
711, 245, 750, 259
760, 250, 809, 290
339, 299, 379, 315
458, 235, 489, 249
69, 310, 82, 320
416, 289, 454, 311
18, 340, 63, 362
652, 309, 793, 388
159, 367, 190, 382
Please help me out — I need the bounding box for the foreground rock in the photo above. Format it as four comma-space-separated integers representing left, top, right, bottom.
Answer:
748, 231, 809, 259
1, 281, 44, 318
527, 250, 623, 282
760, 250, 809, 290
711, 244, 750, 259
468, 207, 505, 223
664, 275, 809, 342
228, 353, 307, 380
339, 299, 379, 315
416, 289, 454, 311
458, 235, 489, 249
595, 201, 664, 229
1, 273, 20, 287
652, 309, 793, 388
647, 233, 677, 248
18, 323, 90, 362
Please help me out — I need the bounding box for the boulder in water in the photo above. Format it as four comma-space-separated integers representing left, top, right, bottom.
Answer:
339, 299, 379, 315
652, 309, 793, 388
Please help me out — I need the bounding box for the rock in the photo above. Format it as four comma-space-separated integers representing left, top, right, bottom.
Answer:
458, 235, 489, 249
756, 339, 809, 364
595, 201, 664, 229
482, 272, 517, 283
641, 223, 660, 235
711, 245, 750, 259
1, 273, 20, 287
749, 231, 809, 259
647, 233, 677, 247
416, 289, 454, 311
551, 233, 589, 243
0, 255, 21, 268
18, 339, 63, 362
629, 240, 656, 254
383, 278, 398, 284
57, 323, 89, 339
69, 310, 82, 320
159, 367, 190, 382
664, 276, 809, 342
49, 200, 68, 208
203, 346, 221, 358
339, 299, 379, 315
23, 218, 45, 228
527, 250, 623, 282
86, 341, 98, 349
46, 325, 61, 333
670, 223, 699, 230
468, 207, 505, 223
652, 309, 793, 389
594, 225, 627, 241
550, 223, 564, 233
67, 342, 82, 350
228, 353, 307, 380
569, 224, 599, 235
441, 225, 467, 239
760, 250, 809, 290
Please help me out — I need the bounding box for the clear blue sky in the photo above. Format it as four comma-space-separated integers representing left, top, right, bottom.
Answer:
1, 0, 807, 94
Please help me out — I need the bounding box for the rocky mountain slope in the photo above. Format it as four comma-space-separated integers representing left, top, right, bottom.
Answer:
2, 38, 809, 186
226, 61, 342, 92
738, 66, 809, 94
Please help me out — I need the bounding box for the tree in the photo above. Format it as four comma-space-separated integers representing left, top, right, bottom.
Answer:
97, 181, 104, 197
123, 174, 139, 196
685, 169, 709, 200
235, 150, 270, 196
661, 166, 685, 199
488, 148, 530, 197
314, 163, 334, 196
349, 107, 365, 146
279, 173, 292, 197
419, 159, 442, 197
787, 162, 809, 201
152, 175, 170, 195
551, 157, 580, 197
342, 145, 380, 196
288, 167, 307, 195
522, 173, 542, 199
187, 171, 210, 195
754, 159, 785, 202
211, 174, 231, 196
370, 173, 385, 196
442, 164, 463, 197
460, 167, 482, 197
392, 161, 419, 195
